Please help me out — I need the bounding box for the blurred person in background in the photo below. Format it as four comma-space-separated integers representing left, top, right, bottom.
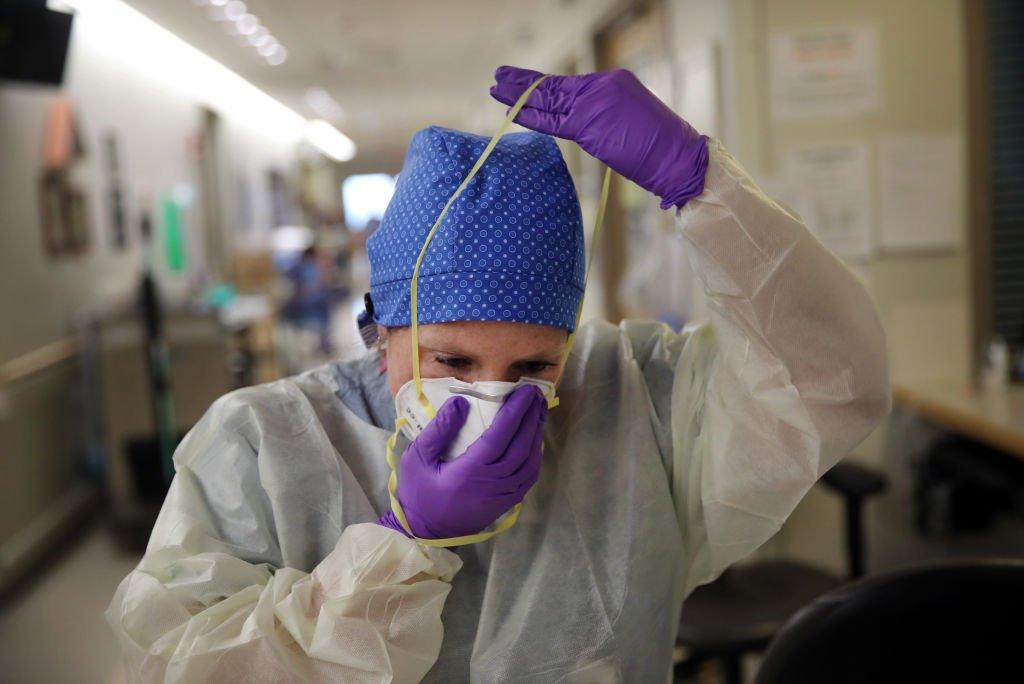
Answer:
281, 243, 334, 354
106, 67, 890, 682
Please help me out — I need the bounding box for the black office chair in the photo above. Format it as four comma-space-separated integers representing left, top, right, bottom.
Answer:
755, 559, 1024, 684
676, 460, 887, 683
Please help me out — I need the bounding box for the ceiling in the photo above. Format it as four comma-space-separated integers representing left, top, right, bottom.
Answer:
124, 0, 622, 166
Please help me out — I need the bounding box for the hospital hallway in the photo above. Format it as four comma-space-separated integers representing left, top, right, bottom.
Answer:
6, 494, 1024, 683
0, 295, 369, 684
4, 1, 1024, 682
0, 527, 137, 684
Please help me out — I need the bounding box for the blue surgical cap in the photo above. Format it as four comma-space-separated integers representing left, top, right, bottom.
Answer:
367, 125, 585, 332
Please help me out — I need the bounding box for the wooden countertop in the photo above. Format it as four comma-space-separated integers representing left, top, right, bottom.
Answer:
893, 383, 1024, 459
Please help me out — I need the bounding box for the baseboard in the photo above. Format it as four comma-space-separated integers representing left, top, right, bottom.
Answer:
0, 483, 99, 596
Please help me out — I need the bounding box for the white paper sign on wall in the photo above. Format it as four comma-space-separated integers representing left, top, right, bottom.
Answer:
878, 134, 963, 252
770, 26, 881, 120
676, 42, 721, 139
785, 142, 874, 261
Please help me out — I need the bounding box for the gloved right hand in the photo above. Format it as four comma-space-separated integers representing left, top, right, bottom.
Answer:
489, 66, 709, 210
378, 384, 547, 539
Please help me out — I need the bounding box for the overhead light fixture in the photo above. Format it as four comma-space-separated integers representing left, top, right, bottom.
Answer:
247, 27, 270, 46
47, 0, 355, 162
195, 0, 285, 65
305, 87, 346, 122
236, 14, 259, 35
224, 1, 246, 21
306, 120, 356, 162
265, 45, 287, 66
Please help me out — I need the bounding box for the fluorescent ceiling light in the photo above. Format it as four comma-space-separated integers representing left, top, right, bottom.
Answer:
247, 27, 268, 42
224, 1, 246, 21
247, 28, 270, 46
306, 119, 356, 162
198, 1, 284, 64
236, 14, 259, 35
305, 87, 346, 122
48, 0, 355, 161
265, 46, 287, 66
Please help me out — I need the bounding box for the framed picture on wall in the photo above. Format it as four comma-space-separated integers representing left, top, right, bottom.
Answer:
37, 97, 91, 257
103, 133, 128, 250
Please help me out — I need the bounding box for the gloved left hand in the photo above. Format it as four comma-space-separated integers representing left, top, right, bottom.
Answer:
378, 385, 547, 540
490, 65, 709, 209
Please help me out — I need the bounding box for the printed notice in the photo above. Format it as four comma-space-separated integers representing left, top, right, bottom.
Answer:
878, 134, 963, 251
770, 26, 880, 120
676, 42, 721, 138
785, 143, 873, 260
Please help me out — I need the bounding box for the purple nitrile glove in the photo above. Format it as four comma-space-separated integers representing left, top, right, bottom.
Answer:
490, 66, 709, 210
378, 384, 547, 540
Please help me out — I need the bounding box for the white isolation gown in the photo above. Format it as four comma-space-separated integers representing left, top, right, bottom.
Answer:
106, 140, 890, 682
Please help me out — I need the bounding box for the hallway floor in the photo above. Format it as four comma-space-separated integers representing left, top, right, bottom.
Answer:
0, 303, 370, 683
0, 527, 140, 684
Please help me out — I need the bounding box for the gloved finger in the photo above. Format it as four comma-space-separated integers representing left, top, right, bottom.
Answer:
468, 385, 543, 461
494, 65, 546, 86
521, 464, 541, 490
488, 76, 535, 108
489, 82, 575, 115
492, 451, 542, 496
472, 391, 542, 470
486, 490, 528, 512
511, 107, 568, 138
505, 410, 546, 484
488, 82, 527, 108
489, 397, 546, 478
511, 467, 541, 498
412, 396, 469, 465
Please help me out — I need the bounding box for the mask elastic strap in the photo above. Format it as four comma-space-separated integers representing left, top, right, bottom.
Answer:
409, 75, 551, 418
556, 166, 611, 388
387, 416, 524, 548
389, 75, 611, 548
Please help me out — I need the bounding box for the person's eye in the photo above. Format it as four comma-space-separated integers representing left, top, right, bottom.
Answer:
519, 361, 556, 375
435, 355, 471, 369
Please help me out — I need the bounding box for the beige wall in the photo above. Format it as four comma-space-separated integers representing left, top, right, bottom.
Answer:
554, 0, 952, 571
0, 16, 295, 565
0, 36, 299, 363
726, 0, 970, 572
0, 365, 82, 547
730, 0, 970, 387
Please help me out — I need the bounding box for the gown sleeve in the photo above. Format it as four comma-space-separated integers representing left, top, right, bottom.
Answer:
663, 139, 891, 594
106, 391, 461, 683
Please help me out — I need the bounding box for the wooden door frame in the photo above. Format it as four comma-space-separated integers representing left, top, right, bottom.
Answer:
593, 0, 669, 323
965, 0, 992, 380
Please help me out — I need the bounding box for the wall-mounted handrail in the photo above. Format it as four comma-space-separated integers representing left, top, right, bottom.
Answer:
0, 339, 78, 387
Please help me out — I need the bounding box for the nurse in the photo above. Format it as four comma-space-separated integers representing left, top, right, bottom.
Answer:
107, 67, 890, 682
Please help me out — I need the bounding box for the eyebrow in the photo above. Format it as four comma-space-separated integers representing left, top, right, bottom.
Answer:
421, 343, 564, 364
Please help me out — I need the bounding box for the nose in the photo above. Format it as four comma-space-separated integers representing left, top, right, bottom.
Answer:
470, 364, 520, 384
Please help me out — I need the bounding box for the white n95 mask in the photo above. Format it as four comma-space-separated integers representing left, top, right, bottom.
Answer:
394, 376, 556, 461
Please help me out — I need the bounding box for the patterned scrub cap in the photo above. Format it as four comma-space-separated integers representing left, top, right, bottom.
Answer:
367, 125, 585, 332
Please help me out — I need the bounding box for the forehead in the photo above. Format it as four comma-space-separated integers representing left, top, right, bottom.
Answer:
416, 320, 567, 356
